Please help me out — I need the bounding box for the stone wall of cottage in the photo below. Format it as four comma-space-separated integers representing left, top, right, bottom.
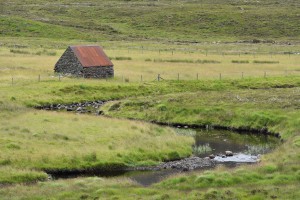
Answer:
54, 47, 83, 76
83, 66, 114, 78
54, 47, 114, 78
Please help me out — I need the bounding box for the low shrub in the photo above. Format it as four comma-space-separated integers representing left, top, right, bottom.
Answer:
115, 57, 132, 60
253, 60, 279, 64
10, 49, 30, 54
232, 60, 249, 63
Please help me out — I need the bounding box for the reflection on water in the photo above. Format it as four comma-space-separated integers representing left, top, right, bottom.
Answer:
193, 129, 279, 158
127, 128, 280, 186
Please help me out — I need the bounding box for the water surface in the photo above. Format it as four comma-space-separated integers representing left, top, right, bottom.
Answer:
51, 128, 280, 186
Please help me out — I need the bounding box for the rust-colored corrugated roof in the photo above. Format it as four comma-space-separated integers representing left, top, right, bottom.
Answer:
70, 45, 113, 67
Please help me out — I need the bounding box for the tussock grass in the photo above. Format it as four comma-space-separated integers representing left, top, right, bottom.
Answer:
253, 60, 280, 64
193, 144, 212, 156
153, 59, 220, 64
102, 86, 300, 136
0, 167, 47, 184
232, 60, 249, 63
110, 57, 132, 61
10, 49, 30, 55
0, 110, 193, 182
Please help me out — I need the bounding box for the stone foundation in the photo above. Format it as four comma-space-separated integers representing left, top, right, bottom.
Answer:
83, 66, 114, 78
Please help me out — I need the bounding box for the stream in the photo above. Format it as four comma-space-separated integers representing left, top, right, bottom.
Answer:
37, 102, 280, 186
49, 127, 280, 186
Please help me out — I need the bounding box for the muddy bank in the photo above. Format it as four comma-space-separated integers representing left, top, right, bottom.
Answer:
153, 121, 281, 138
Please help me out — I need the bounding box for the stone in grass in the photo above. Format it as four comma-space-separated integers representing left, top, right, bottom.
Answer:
225, 151, 233, 156
66, 107, 73, 111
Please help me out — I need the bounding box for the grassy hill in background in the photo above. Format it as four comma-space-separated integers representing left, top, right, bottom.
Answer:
1, 0, 299, 43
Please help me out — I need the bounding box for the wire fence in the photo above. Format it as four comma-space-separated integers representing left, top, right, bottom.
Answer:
3, 70, 300, 86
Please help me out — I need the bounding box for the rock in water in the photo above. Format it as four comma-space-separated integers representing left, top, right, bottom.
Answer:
209, 154, 215, 159
225, 151, 233, 156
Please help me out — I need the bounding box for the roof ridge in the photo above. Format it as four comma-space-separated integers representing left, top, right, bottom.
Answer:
70, 45, 101, 47
69, 45, 113, 67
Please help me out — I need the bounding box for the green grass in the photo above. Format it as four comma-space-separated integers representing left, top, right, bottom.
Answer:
101, 82, 300, 138
1, 0, 299, 43
0, 102, 193, 183
0, 71, 299, 198
0, 0, 299, 197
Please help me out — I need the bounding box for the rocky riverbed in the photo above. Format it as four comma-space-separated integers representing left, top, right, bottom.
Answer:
133, 156, 216, 172
36, 101, 105, 114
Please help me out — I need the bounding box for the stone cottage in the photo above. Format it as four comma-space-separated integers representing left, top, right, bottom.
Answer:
54, 45, 114, 78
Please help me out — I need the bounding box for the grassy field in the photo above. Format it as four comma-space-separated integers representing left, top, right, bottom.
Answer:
1, 44, 300, 84
0, 0, 299, 198
1, 0, 300, 42
0, 77, 299, 199
0, 55, 299, 198
0, 94, 193, 184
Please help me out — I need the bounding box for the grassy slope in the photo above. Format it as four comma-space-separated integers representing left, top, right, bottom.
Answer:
0, 108, 193, 169
1, 76, 299, 106
0, 107, 193, 184
101, 81, 300, 138
1, 0, 299, 42
0, 77, 299, 199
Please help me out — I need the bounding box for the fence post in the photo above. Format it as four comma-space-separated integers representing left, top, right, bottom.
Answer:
172, 50, 174, 55
38, 74, 40, 82
11, 77, 14, 86
219, 73, 222, 80
242, 72, 244, 79
157, 74, 160, 81
264, 71, 267, 78
141, 75, 143, 82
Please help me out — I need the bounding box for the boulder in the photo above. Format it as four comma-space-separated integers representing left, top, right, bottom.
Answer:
225, 151, 233, 156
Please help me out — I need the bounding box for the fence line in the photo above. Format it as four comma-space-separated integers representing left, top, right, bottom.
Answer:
3, 70, 300, 86
107, 46, 300, 57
